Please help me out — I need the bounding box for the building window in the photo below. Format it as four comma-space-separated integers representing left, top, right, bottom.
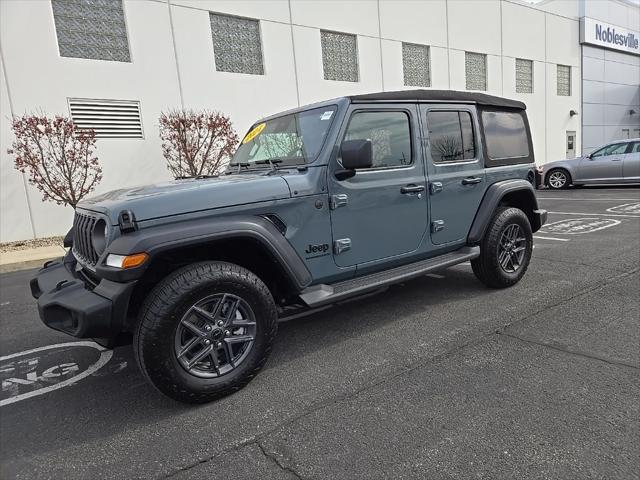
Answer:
344, 111, 412, 168
210, 13, 264, 75
465, 52, 486, 91
427, 111, 476, 163
557, 65, 571, 96
69, 99, 143, 138
402, 43, 431, 88
321, 31, 359, 82
515, 59, 533, 94
51, 0, 130, 62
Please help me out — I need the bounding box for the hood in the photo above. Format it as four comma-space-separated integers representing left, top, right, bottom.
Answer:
79, 173, 291, 224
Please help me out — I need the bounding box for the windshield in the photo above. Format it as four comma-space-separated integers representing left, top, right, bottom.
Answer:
231, 105, 337, 167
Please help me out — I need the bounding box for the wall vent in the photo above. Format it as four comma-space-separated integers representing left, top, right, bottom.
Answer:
68, 99, 143, 139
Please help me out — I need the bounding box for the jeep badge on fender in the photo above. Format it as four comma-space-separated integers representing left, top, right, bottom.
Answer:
30, 90, 546, 403
305, 243, 329, 255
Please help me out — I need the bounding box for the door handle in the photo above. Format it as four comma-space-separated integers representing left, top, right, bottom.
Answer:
611, 158, 622, 162
461, 177, 482, 185
400, 185, 426, 194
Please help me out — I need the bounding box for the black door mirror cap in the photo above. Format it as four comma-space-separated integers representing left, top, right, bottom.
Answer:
340, 139, 373, 170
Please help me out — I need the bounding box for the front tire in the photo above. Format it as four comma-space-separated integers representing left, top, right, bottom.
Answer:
134, 261, 277, 403
546, 169, 571, 189
472, 207, 533, 289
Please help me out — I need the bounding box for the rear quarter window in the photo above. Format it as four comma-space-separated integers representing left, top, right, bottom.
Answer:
481, 110, 532, 166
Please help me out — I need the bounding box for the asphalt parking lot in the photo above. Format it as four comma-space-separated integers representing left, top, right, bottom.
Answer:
1, 187, 639, 480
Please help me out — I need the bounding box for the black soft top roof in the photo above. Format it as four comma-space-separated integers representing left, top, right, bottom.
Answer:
349, 89, 526, 110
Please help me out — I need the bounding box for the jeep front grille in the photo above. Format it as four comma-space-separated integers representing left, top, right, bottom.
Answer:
72, 212, 100, 267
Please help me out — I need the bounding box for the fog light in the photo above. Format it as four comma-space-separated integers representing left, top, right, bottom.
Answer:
106, 253, 148, 269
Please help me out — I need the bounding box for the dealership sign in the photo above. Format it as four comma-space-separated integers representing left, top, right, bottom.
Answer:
581, 17, 640, 55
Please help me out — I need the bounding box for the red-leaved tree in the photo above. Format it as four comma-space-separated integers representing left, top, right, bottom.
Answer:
8, 114, 102, 208
159, 110, 239, 178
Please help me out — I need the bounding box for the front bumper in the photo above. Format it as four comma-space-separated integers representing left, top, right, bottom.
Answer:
30, 254, 135, 340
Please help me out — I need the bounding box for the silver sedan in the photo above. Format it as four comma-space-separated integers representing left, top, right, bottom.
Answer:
538, 138, 640, 189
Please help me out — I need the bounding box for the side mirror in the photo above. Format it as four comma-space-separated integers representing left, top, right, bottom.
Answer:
341, 139, 373, 169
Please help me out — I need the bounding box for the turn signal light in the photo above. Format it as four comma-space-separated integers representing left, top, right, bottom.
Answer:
106, 252, 149, 269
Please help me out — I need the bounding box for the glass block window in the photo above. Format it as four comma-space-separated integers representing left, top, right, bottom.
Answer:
321, 31, 359, 82
51, 0, 130, 62
210, 13, 264, 75
402, 43, 431, 88
465, 52, 486, 91
557, 65, 571, 96
515, 58, 533, 94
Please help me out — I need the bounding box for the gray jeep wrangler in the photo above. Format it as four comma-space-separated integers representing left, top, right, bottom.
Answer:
31, 90, 547, 403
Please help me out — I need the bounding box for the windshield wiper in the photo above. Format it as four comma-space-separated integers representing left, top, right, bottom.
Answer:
254, 159, 283, 174
176, 174, 218, 180
228, 162, 251, 174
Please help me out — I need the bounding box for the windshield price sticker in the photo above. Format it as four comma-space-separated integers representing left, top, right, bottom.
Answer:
320, 111, 334, 121
242, 123, 266, 144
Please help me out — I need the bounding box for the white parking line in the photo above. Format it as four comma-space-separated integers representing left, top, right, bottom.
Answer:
533, 235, 569, 242
548, 211, 640, 218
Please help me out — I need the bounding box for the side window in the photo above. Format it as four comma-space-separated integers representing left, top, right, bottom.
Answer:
630, 142, 640, 153
343, 111, 412, 168
608, 143, 630, 155
427, 111, 476, 163
593, 143, 628, 157
481, 111, 529, 160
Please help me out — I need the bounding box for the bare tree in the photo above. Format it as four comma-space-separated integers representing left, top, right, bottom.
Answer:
159, 110, 239, 178
8, 114, 102, 208
433, 135, 463, 162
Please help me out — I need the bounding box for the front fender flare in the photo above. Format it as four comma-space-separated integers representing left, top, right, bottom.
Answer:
467, 179, 545, 244
95, 215, 312, 290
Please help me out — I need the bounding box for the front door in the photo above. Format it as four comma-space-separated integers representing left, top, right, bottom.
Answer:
623, 141, 640, 182
328, 105, 428, 267
577, 142, 626, 182
566, 131, 576, 158
421, 105, 486, 245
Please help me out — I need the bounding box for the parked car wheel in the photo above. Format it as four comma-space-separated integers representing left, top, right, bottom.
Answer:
546, 168, 571, 189
472, 207, 533, 289
134, 261, 277, 403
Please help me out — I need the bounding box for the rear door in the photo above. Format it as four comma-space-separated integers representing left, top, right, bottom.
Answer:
623, 141, 640, 182
577, 143, 626, 182
420, 105, 486, 245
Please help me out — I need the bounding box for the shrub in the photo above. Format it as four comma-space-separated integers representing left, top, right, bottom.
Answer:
159, 110, 238, 178
8, 114, 102, 208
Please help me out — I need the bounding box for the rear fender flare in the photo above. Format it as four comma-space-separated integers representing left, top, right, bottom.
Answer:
467, 179, 542, 244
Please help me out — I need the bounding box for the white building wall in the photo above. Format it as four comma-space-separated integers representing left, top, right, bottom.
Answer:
0, 0, 583, 242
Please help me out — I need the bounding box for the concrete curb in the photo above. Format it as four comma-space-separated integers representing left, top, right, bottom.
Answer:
0, 246, 66, 274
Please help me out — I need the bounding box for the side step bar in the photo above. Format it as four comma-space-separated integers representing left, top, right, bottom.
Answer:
299, 246, 480, 308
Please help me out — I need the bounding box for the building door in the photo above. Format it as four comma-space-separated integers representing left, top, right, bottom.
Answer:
566, 131, 576, 158
328, 105, 429, 268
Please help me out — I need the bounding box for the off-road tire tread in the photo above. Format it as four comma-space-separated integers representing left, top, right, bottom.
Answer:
134, 261, 277, 404
471, 207, 533, 289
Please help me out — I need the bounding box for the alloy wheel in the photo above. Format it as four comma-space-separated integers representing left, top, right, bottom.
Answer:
174, 293, 257, 378
497, 224, 527, 273
548, 171, 567, 189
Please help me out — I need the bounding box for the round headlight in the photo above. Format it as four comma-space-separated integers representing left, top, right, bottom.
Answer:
91, 219, 108, 255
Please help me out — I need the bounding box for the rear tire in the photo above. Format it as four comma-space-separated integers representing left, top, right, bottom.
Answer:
134, 261, 277, 403
546, 169, 571, 189
472, 207, 533, 289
